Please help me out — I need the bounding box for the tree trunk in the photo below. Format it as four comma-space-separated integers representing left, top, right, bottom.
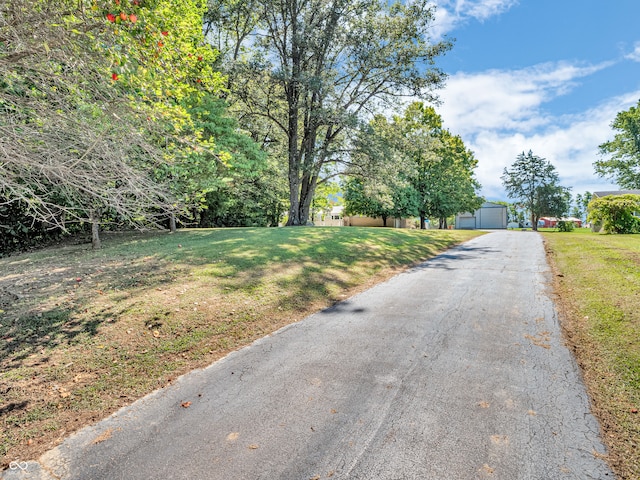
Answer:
191, 207, 200, 227
286, 171, 302, 226
419, 213, 426, 230
298, 170, 319, 225
169, 213, 177, 233
382, 215, 388, 227
285, 4, 303, 227
90, 210, 101, 250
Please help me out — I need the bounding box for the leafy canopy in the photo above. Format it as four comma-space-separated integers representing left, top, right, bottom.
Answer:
395, 103, 482, 226
205, 0, 452, 225
501, 150, 570, 231
1, 0, 224, 224
595, 100, 640, 189
346, 102, 481, 228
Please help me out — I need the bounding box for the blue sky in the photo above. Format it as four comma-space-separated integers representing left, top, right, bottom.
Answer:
429, 0, 640, 201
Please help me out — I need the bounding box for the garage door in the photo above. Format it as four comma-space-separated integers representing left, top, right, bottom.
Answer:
478, 208, 505, 229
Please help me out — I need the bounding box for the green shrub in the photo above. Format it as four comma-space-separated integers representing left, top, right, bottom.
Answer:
556, 220, 575, 232
588, 194, 640, 234
0, 200, 57, 256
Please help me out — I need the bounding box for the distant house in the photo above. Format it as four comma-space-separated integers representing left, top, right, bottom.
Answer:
343, 215, 413, 228
592, 190, 640, 198
455, 202, 507, 230
313, 206, 415, 228
312, 205, 344, 226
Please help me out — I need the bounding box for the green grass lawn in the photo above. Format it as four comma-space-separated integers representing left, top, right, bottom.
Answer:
543, 229, 640, 480
0, 226, 481, 466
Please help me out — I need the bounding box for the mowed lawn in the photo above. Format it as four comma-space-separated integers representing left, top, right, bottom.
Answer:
0, 226, 481, 467
543, 229, 640, 480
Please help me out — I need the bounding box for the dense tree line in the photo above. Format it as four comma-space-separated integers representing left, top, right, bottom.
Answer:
1, 0, 468, 254
5, 1, 640, 255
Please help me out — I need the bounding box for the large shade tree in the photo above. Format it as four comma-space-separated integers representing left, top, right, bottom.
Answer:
595, 100, 640, 189
205, 0, 452, 225
501, 151, 570, 231
346, 103, 482, 229
344, 113, 419, 226
394, 103, 482, 229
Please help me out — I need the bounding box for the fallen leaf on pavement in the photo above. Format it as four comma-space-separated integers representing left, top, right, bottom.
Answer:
481, 464, 495, 474
92, 428, 113, 444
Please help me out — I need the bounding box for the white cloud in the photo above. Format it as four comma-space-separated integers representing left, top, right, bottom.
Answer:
625, 42, 640, 62
439, 61, 613, 137
462, 0, 519, 21
466, 111, 621, 199
425, 1, 640, 201
437, 61, 639, 200
430, 0, 518, 38
431, 5, 459, 39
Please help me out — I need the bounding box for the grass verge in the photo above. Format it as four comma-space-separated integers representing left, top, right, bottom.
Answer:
0, 226, 482, 466
543, 229, 640, 480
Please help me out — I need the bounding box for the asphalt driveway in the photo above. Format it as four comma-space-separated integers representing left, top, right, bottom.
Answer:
3, 230, 614, 479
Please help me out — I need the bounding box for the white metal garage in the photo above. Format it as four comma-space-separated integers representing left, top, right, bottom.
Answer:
455, 202, 507, 229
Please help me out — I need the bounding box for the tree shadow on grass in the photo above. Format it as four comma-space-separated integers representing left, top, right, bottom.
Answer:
0, 258, 189, 372
0, 308, 101, 369
192, 228, 472, 317
160, 227, 459, 272
0, 228, 469, 372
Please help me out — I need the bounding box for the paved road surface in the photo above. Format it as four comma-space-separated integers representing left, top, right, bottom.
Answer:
4, 231, 614, 479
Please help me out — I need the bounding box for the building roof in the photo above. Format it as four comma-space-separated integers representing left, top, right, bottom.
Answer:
480, 202, 507, 208
539, 217, 582, 222
593, 190, 640, 197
